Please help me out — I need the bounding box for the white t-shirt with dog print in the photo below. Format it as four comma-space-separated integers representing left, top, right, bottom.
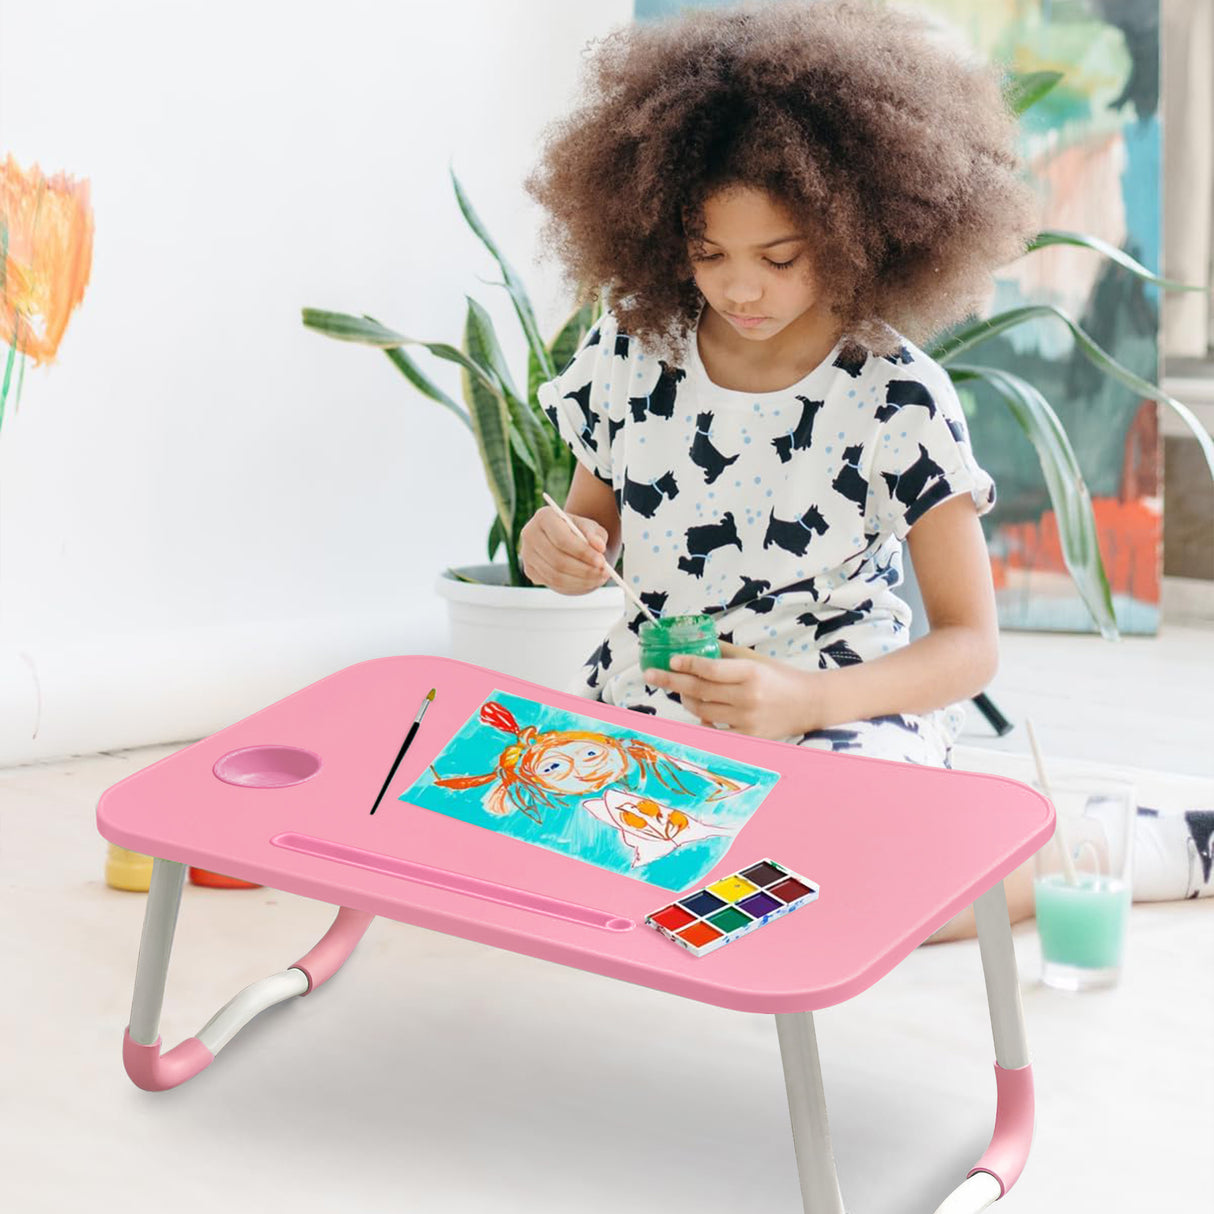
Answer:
537, 307, 995, 763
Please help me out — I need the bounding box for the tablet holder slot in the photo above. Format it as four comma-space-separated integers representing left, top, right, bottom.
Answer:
271, 832, 635, 933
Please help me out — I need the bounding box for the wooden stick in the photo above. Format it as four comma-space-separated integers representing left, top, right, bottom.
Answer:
1026, 717, 1078, 886
541, 492, 658, 623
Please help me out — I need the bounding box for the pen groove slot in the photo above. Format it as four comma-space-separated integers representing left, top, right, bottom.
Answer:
270, 832, 635, 932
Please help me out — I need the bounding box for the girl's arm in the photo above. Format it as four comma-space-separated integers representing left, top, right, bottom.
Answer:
519, 463, 622, 593
643, 494, 996, 739
564, 463, 623, 568
809, 494, 999, 727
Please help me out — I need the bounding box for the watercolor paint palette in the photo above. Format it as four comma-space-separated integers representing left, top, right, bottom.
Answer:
646, 859, 820, 957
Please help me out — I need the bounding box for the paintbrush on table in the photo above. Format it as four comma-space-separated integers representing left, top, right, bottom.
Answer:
370, 687, 435, 815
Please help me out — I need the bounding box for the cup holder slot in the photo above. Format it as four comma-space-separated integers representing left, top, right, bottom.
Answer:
213, 746, 322, 789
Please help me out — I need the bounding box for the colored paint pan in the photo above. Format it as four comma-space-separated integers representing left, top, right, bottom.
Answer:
645, 858, 820, 957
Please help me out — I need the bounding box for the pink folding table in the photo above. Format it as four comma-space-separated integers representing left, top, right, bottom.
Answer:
96, 654, 1052, 1214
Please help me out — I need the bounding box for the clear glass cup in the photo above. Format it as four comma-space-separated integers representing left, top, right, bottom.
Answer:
1032, 774, 1136, 991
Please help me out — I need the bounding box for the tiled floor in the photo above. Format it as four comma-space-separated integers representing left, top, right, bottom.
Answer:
4, 624, 1212, 1213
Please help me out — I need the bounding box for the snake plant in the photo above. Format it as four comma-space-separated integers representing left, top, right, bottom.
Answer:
303, 167, 602, 588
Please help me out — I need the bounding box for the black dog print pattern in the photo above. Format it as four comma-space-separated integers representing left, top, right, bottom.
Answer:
538, 309, 994, 738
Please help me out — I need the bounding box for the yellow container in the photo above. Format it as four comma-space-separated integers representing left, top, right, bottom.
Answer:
105, 843, 154, 892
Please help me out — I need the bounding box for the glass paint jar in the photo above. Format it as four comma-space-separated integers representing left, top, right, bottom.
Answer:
639, 614, 721, 674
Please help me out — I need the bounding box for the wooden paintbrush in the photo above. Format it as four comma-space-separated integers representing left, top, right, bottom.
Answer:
541, 491, 657, 623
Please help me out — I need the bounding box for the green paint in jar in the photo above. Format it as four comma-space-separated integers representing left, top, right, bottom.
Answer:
639, 614, 721, 674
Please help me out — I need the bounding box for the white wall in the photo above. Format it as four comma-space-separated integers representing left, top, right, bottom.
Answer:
0, 0, 632, 764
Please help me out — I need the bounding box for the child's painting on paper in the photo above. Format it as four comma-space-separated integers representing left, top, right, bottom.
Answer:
400, 691, 780, 891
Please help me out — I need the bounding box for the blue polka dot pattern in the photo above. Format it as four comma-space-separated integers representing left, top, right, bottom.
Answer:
535, 308, 995, 732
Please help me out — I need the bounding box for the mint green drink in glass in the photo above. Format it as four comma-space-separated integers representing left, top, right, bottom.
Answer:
1035, 873, 1130, 975
1032, 776, 1136, 991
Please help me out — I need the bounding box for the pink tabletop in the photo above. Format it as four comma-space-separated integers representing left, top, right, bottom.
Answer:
97, 655, 1052, 1013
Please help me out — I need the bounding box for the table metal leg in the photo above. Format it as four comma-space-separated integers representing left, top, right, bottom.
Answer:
775, 1010, 847, 1214
122, 856, 375, 1091
972, 881, 1030, 1072
128, 858, 189, 1048
931, 880, 1035, 1213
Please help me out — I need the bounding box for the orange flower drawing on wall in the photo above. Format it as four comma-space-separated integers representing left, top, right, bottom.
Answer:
0, 154, 94, 429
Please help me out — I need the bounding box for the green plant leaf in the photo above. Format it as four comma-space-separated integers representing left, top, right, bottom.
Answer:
551, 298, 602, 354
505, 436, 541, 586
504, 420, 543, 479
543, 463, 575, 506
932, 303, 1214, 480
1026, 230, 1208, 291
928, 305, 1057, 363
303, 307, 477, 431
450, 167, 555, 383
1004, 69, 1064, 116
319, 310, 518, 423
548, 299, 601, 375
1152, 391, 1214, 483
464, 295, 551, 475
527, 344, 546, 426
304, 308, 505, 401
461, 301, 517, 540
463, 297, 553, 486
462, 295, 521, 401
950, 363, 1117, 638
487, 512, 505, 562
301, 308, 409, 345
380, 347, 473, 432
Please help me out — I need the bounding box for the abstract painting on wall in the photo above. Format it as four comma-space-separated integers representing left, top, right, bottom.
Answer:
924, 1, 1163, 634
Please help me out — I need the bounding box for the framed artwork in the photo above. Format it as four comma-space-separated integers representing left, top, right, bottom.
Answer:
929, 0, 1163, 633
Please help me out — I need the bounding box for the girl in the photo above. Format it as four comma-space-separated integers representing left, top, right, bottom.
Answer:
518, 1, 1040, 936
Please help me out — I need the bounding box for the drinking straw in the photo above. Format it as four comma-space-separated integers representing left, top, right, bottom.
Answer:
1026, 717, 1079, 886
541, 491, 658, 624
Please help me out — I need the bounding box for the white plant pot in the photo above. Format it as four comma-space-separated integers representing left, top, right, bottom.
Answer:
434, 563, 624, 692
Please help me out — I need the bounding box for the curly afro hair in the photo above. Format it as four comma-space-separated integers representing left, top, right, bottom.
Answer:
524, 0, 1039, 361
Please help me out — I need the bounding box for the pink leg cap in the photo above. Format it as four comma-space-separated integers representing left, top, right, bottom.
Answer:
967, 1062, 1035, 1195
122, 1028, 214, 1091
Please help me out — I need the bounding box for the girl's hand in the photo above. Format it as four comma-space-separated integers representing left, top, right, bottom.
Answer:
519, 506, 611, 595
643, 643, 826, 740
